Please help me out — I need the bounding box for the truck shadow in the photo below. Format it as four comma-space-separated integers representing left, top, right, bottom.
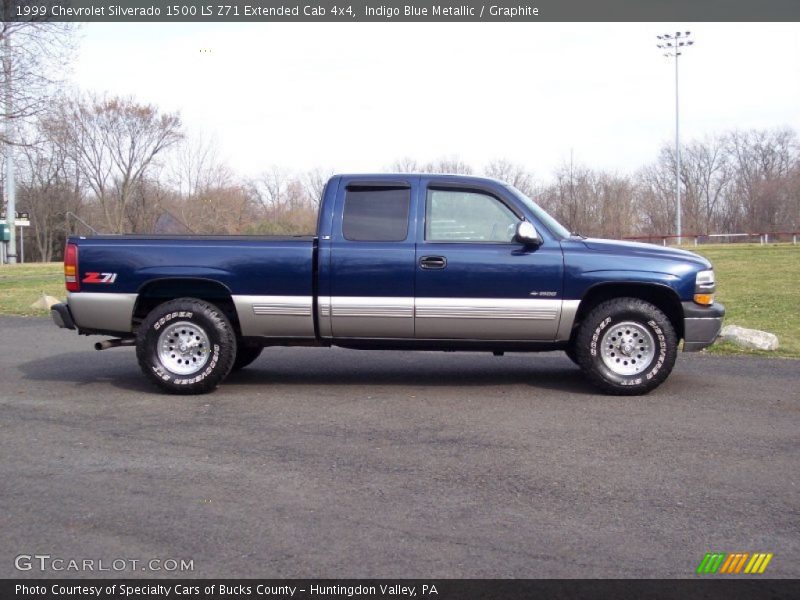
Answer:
226, 349, 596, 394
19, 350, 161, 395
19, 349, 597, 395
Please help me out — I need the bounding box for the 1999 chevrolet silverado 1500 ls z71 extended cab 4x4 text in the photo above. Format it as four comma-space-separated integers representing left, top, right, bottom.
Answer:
51, 174, 724, 395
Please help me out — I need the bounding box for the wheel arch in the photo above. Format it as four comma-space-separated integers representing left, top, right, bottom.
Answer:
133, 278, 241, 336
572, 282, 684, 342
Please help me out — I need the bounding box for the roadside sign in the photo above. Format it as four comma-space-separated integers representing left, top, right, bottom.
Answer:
1, 211, 30, 226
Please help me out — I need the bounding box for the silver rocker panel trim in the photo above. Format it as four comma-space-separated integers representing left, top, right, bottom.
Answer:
233, 295, 315, 338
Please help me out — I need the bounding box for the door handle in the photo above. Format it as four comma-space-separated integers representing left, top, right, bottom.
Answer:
419, 256, 447, 270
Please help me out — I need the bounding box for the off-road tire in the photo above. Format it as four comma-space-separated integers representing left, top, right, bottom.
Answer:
574, 297, 677, 395
564, 346, 580, 366
231, 342, 263, 371
136, 298, 236, 394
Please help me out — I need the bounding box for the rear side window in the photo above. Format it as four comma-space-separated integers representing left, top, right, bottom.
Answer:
342, 187, 410, 242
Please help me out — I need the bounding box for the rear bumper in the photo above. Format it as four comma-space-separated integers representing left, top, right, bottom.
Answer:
682, 301, 725, 352
51, 303, 76, 330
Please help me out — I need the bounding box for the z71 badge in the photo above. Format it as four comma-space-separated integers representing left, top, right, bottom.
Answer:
82, 272, 118, 284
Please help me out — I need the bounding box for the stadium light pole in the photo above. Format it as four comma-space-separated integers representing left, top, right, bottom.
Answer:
657, 31, 694, 245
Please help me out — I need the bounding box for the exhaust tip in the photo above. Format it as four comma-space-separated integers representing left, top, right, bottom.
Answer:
95, 338, 135, 351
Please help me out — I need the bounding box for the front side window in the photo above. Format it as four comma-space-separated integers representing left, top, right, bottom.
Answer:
342, 187, 410, 242
425, 189, 520, 242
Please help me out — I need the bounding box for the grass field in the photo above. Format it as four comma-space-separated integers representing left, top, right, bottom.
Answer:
0, 262, 64, 317
1, 244, 798, 357
686, 244, 800, 359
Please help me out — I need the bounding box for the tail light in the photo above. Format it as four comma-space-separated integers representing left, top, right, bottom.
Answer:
64, 242, 80, 292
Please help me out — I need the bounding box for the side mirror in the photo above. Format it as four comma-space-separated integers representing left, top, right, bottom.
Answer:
515, 221, 542, 246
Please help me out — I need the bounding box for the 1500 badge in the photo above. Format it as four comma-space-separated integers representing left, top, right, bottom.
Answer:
82, 272, 118, 284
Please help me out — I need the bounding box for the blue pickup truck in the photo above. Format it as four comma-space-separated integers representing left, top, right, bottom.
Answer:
51, 174, 724, 395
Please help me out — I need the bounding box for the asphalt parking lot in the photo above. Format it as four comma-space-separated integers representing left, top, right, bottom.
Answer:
1, 315, 798, 578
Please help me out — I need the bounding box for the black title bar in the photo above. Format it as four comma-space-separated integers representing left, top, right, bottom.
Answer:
4, 579, 800, 600
5, 0, 800, 22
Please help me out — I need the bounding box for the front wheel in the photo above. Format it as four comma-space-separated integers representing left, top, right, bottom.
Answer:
136, 298, 237, 394
573, 298, 677, 395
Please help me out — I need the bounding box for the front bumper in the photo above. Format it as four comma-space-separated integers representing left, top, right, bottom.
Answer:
51, 302, 76, 330
682, 301, 725, 352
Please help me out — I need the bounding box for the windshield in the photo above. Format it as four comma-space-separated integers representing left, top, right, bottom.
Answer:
505, 185, 571, 239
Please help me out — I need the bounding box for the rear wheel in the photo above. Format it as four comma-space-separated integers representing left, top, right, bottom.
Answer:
564, 346, 579, 366
136, 298, 236, 394
231, 342, 263, 371
574, 297, 677, 395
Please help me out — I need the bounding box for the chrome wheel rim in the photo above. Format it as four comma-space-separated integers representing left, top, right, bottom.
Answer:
600, 321, 656, 376
157, 321, 210, 376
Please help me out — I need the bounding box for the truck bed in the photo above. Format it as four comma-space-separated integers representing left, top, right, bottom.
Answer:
71, 235, 317, 297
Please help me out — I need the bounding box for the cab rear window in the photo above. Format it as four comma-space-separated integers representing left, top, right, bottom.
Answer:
342, 187, 410, 242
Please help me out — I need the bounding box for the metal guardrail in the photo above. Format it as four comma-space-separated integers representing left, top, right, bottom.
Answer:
623, 232, 799, 246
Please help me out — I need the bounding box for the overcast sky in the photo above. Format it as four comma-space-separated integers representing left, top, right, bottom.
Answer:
71, 22, 800, 179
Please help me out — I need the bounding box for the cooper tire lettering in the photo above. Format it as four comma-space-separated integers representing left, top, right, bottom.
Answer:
590, 317, 611, 357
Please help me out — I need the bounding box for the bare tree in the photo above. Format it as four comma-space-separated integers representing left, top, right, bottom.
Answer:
542, 158, 595, 234
422, 156, 473, 174
788, 163, 800, 231
680, 136, 732, 234
595, 171, 637, 239
248, 166, 320, 234
0, 20, 77, 143
164, 182, 257, 235
539, 158, 636, 239
727, 128, 798, 232
169, 132, 232, 197
16, 125, 83, 261
484, 159, 538, 197
302, 167, 332, 206
162, 132, 258, 234
252, 165, 290, 211
390, 155, 473, 175
390, 157, 420, 173
635, 157, 677, 237
125, 176, 171, 233
52, 94, 183, 233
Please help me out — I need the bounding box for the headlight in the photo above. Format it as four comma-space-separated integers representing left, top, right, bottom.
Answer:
694, 269, 715, 305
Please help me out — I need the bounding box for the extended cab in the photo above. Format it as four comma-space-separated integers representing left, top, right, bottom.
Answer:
51, 174, 724, 395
